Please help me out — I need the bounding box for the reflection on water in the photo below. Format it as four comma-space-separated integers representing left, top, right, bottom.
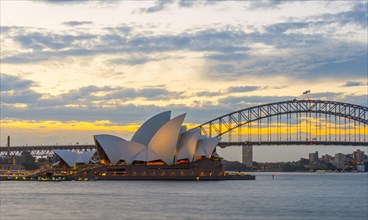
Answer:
1, 172, 367, 220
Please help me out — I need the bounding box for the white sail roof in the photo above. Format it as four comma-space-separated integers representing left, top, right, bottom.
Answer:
177, 148, 189, 161
180, 126, 187, 134
196, 145, 206, 157
53, 149, 79, 167
118, 140, 145, 164
94, 135, 123, 164
80, 150, 97, 164
75, 155, 84, 164
131, 111, 171, 146
53, 149, 96, 167
197, 137, 221, 158
148, 114, 186, 164
197, 135, 207, 140
176, 128, 200, 162
94, 135, 145, 164
134, 147, 161, 162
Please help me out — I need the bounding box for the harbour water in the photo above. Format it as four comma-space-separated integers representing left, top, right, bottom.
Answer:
1, 172, 367, 220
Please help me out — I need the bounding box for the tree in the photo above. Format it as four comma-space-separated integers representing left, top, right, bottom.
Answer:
22, 161, 39, 170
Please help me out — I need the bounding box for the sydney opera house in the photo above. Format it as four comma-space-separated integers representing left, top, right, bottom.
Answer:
51, 111, 254, 180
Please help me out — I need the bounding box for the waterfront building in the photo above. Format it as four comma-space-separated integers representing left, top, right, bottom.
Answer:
353, 149, 365, 164
94, 111, 221, 165
356, 164, 365, 172
334, 153, 345, 169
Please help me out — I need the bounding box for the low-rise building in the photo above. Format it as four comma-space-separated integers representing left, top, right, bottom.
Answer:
309, 151, 319, 163
353, 149, 365, 164
321, 154, 332, 163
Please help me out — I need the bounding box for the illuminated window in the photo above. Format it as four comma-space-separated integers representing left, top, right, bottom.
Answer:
148, 160, 165, 165
176, 159, 189, 164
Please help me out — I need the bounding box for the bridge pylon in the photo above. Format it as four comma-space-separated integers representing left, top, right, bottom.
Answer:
242, 144, 253, 168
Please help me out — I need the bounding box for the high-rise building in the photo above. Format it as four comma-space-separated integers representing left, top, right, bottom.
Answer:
242, 145, 253, 168
309, 151, 319, 163
334, 153, 345, 169
353, 149, 365, 164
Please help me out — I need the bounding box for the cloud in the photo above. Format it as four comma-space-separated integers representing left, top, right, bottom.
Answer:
1, 82, 184, 109
226, 86, 262, 93
108, 55, 165, 66
0, 74, 36, 91
139, 0, 174, 13
209, 64, 234, 74
103, 87, 184, 100
3, 26, 247, 63
218, 95, 295, 106
341, 81, 367, 87
178, 0, 195, 8
248, 0, 287, 10
206, 52, 249, 62
1, 76, 365, 123
139, 0, 219, 13
340, 94, 368, 106
194, 91, 223, 97
310, 92, 343, 100
62, 21, 93, 26
0, 74, 41, 104
1, 90, 42, 104
316, 1, 367, 28
2, 2, 366, 84
1, 103, 163, 123
12, 31, 97, 51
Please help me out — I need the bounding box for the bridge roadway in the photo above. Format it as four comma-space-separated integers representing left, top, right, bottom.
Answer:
1, 141, 367, 156
0, 145, 96, 156
218, 141, 368, 147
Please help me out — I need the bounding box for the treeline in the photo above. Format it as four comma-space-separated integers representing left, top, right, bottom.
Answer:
222, 160, 250, 172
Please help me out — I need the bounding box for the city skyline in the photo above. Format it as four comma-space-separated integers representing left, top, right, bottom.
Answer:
1, 1, 367, 162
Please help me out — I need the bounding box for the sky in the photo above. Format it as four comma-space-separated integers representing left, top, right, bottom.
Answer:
1, 0, 367, 162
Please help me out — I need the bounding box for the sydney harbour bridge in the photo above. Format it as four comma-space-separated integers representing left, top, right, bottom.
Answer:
1, 100, 367, 164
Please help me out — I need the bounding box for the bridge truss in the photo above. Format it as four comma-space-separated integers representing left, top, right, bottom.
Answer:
194, 100, 368, 146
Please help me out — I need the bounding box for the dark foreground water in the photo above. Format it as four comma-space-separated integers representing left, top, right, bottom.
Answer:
0, 172, 367, 220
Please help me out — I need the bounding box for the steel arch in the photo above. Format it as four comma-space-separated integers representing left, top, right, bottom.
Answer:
192, 99, 368, 138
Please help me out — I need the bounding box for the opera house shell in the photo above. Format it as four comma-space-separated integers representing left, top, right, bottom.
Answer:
53, 149, 96, 168
94, 111, 221, 165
